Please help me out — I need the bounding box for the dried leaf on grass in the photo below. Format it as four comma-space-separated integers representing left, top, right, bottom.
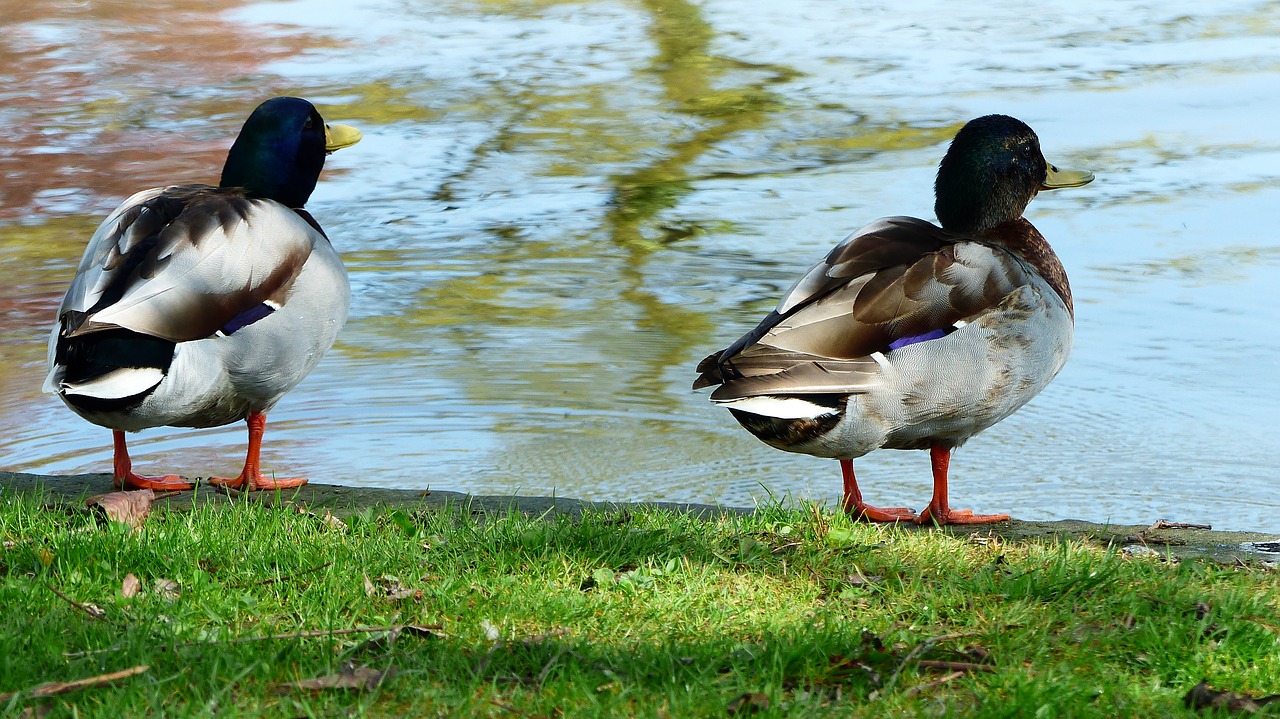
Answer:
824, 655, 882, 687
1184, 680, 1280, 714
154, 578, 181, 600
362, 574, 421, 601
120, 573, 140, 599
726, 692, 769, 714
349, 624, 441, 655
285, 502, 348, 532
85, 490, 155, 530
847, 570, 883, 588
0, 665, 149, 702
279, 663, 395, 693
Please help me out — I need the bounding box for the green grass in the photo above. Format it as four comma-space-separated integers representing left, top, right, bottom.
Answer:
1, 488, 1277, 717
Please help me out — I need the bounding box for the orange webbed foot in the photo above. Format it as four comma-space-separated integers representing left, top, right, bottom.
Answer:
209, 472, 307, 492
210, 411, 308, 491
846, 501, 919, 523
916, 506, 1010, 526
111, 430, 195, 491
115, 472, 195, 492
839, 459, 917, 522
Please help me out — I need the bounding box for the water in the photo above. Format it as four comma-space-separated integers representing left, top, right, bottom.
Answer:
2, 0, 1278, 531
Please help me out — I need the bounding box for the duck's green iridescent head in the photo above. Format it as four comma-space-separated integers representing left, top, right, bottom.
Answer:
934, 114, 1092, 234
219, 97, 362, 208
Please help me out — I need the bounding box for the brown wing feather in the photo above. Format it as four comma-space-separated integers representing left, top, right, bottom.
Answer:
695, 216, 1035, 398
59, 185, 315, 342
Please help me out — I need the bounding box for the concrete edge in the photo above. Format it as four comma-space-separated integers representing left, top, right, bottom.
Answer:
4, 471, 1277, 565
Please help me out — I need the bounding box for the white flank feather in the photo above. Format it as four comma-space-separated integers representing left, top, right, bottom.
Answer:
711, 395, 837, 419
58, 367, 164, 400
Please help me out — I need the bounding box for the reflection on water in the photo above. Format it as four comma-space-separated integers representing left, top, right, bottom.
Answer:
2, 0, 1279, 531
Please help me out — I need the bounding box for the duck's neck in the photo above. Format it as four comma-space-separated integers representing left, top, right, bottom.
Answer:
978, 218, 1073, 319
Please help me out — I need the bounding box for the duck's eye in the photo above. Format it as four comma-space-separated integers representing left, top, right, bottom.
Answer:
304, 117, 314, 130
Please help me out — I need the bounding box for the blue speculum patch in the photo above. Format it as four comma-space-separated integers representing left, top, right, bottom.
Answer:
888, 329, 948, 350
221, 304, 275, 335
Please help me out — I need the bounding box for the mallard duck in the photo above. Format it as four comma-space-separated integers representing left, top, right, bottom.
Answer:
43, 96, 361, 492
694, 114, 1093, 525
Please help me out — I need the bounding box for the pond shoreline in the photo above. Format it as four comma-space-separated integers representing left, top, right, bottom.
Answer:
4, 471, 1276, 565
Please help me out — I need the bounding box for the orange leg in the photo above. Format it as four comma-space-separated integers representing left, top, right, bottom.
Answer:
841, 458, 917, 522
112, 430, 194, 491
208, 411, 307, 491
916, 445, 1010, 525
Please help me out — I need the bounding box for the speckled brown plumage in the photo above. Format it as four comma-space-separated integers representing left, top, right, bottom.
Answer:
978, 217, 1072, 318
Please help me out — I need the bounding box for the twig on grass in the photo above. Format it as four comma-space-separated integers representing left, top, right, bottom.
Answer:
43, 583, 107, 621
224, 561, 334, 589
475, 628, 573, 680
0, 665, 149, 702
491, 699, 531, 716
63, 624, 442, 659
903, 670, 965, 697
520, 627, 571, 646
873, 632, 979, 699
916, 660, 996, 673
535, 647, 567, 686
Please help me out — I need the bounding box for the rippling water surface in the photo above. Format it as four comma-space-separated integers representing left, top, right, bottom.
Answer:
2, 0, 1278, 531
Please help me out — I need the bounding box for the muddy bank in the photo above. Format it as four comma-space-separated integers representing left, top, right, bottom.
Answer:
4, 471, 1277, 565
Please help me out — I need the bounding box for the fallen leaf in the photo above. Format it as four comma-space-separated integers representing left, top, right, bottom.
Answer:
279, 664, 395, 693
349, 624, 439, 655
1184, 680, 1280, 713
320, 511, 348, 532
121, 573, 141, 599
362, 574, 419, 601
86, 490, 156, 530
285, 502, 349, 532
154, 578, 181, 600
726, 692, 769, 715
825, 655, 882, 687
847, 571, 883, 587
967, 532, 1000, 547
403, 624, 439, 639
81, 602, 107, 619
